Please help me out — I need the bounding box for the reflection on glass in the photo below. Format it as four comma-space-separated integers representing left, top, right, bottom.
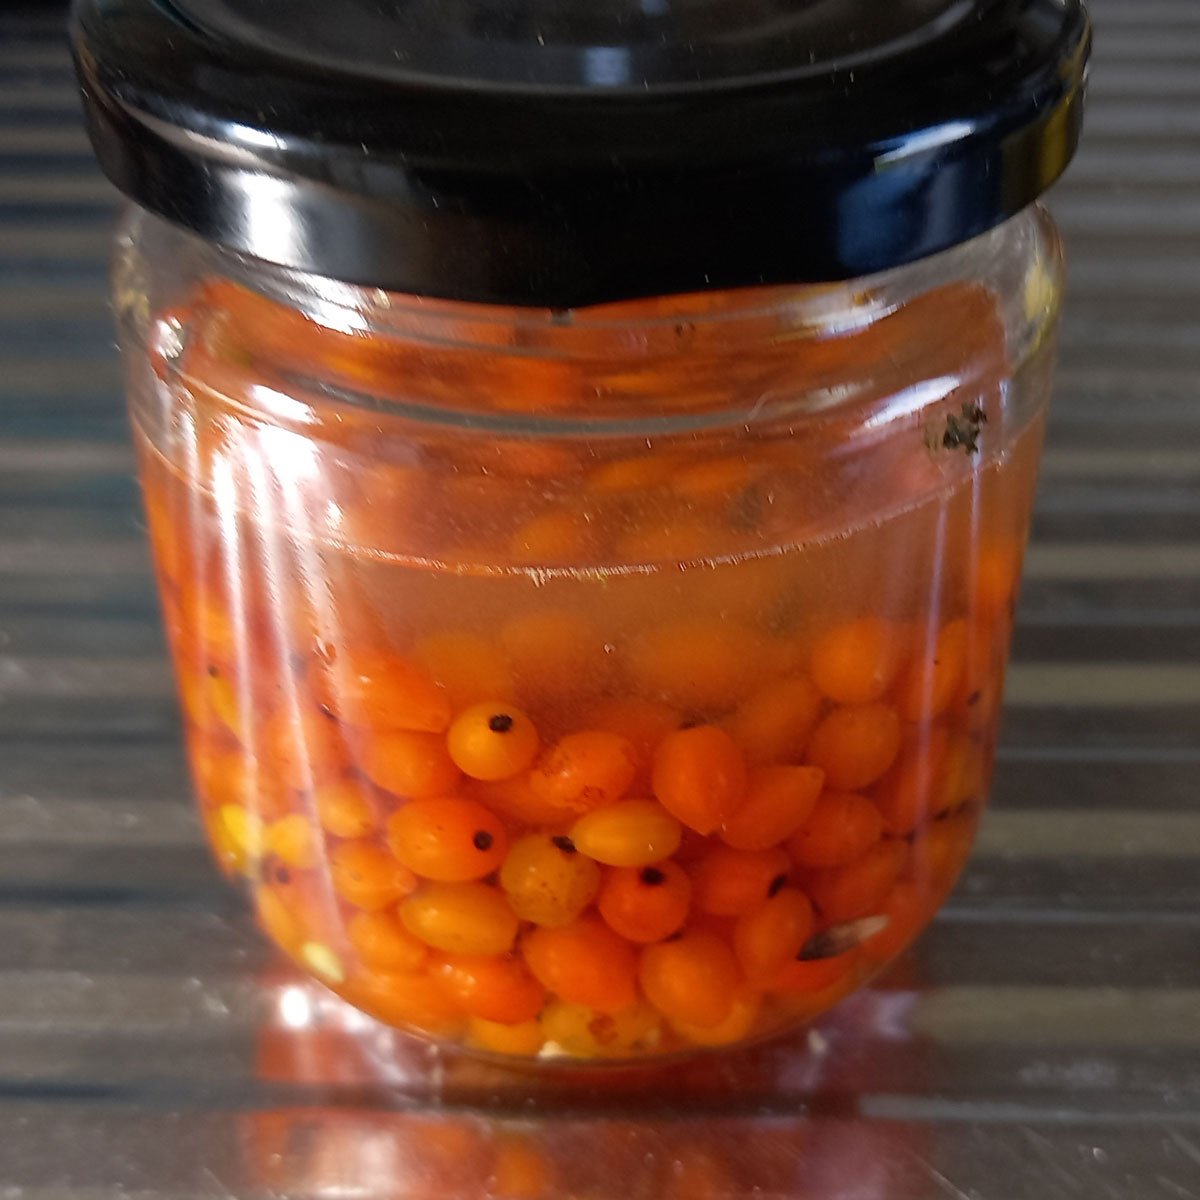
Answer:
240, 957, 934, 1198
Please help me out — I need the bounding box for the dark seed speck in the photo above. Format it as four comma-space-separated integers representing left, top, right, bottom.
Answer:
473, 830, 494, 851
488, 713, 515, 734
640, 867, 666, 887
551, 835, 577, 855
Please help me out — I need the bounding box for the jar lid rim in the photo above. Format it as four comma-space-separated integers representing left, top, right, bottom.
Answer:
72, 0, 1090, 306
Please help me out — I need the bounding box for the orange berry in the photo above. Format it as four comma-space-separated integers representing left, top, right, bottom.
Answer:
265, 813, 319, 870
953, 616, 1003, 703
528, 730, 638, 813
539, 998, 660, 1057
732, 887, 815, 982
810, 618, 906, 705
176, 654, 243, 740
347, 909, 429, 973
583, 696, 682, 791
570, 800, 681, 867
190, 741, 293, 820
671, 455, 757, 502
690, 845, 791, 917
933, 731, 986, 813
461, 430, 579, 469
467, 774, 573, 829
652, 725, 746, 836
142, 478, 185, 587
193, 592, 239, 668
325, 649, 451, 733
447, 702, 540, 781
894, 619, 969, 722
509, 511, 589, 563
639, 931, 740, 1029
788, 791, 884, 868
257, 862, 340, 947
499, 834, 602, 926
330, 840, 418, 910
357, 729, 462, 798
769, 952, 858, 995
871, 725, 952, 835
414, 631, 516, 709
804, 703, 902, 791
429, 953, 546, 1024
908, 810, 978, 899
259, 705, 349, 791
467, 1016, 544, 1057
386, 796, 508, 882
671, 987, 762, 1048
500, 609, 611, 703
198, 667, 254, 739
255, 883, 304, 951
588, 453, 677, 493
626, 617, 765, 711
399, 882, 520, 956
522, 916, 638, 1013
597, 862, 692, 943
314, 777, 383, 838
723, 675, 823, 765
973, 537, 1023, 621
720, 765, 824, 851
348, 969, 466, 1036
803, 839, 908, 924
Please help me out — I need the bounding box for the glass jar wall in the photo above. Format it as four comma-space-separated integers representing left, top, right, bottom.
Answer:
116, 204, 1062, 1062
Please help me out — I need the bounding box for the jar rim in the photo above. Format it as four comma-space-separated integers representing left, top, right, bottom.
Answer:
123, 205, 1060, 442
207, 205, 1031, 343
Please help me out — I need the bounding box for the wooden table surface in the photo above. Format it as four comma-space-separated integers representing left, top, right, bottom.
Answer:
1, 1, 1199, 1196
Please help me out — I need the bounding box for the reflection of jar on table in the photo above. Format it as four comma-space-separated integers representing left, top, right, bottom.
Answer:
244, 971, 935, 1199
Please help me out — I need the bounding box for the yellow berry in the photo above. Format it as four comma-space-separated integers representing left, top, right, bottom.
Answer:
447, 703, 540, 781
569, 800, 682, 867
399, 882, 520, 955
219, 805, 264, 866
468, 1016, 545, 1057
301, 941, 345, 984
539, 999, 660, 1058
499, 834, 602, 927
265, 813, 319, 870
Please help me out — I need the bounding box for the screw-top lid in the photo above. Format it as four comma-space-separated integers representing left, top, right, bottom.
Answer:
72, 0, 1090, 307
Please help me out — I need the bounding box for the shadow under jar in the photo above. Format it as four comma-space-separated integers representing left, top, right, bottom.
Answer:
76, 0, 1090, 1061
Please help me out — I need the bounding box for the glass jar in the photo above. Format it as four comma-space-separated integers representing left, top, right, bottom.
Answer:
76, 0, 1090, 1062
114, 202, 1060, 1059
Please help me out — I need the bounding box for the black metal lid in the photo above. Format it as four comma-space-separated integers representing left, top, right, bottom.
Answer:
72, 0, 1090, 307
